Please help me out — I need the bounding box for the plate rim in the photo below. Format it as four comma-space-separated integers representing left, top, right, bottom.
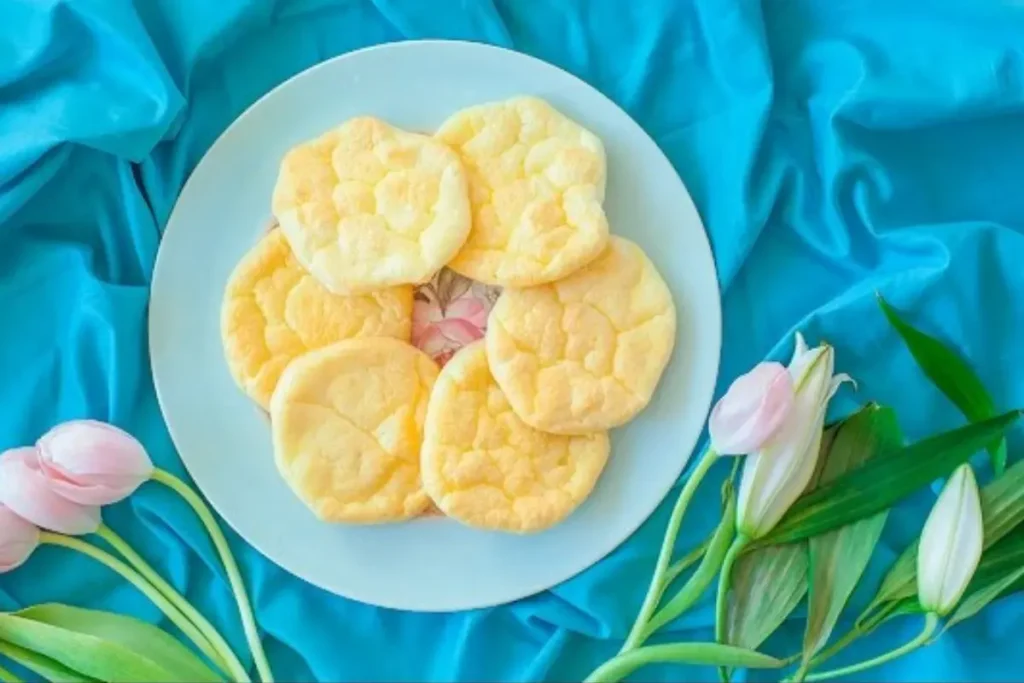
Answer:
148, 38, 723, 611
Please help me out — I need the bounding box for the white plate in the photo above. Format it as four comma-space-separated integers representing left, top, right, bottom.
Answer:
149, 40, 721, 612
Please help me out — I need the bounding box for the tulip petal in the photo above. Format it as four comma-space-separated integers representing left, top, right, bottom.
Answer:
0, 505, 39, 572
710, 362, 794, 455
917, 463, 983, 615
36, 420, 153, 506
0, 448, 101, 535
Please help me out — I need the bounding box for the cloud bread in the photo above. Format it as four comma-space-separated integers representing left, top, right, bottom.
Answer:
272, 116, 471, 294
420, 341, 609, 533
221, 228, 412, 409
435, 96, 609, 287
486, 236, 676, 435
269, 338, 438, 523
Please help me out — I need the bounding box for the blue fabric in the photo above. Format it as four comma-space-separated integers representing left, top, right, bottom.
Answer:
1, 0, 1023, 680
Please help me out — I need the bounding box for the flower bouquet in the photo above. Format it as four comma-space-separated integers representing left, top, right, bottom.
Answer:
585, 294, 1023, 682
0, 422, 273, 682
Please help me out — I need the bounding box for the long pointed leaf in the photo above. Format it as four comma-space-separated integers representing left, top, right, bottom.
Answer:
803, 405, 901, 661
878, 294, 1006, 475
938, 527, 1024, 630
726, 544, 807, 650
978, 458, 1024, 544
0, 613, 193, 683
969, 527, 1024, 587
759, 410, 1021, 546
860, 458, 1024, 625
15, 605, 222, 682
0, 641, 94, 682
946, 566, 1024, 632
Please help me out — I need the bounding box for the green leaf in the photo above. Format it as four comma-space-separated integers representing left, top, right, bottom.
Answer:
15, 605, 222, 682
726, 544, 808, 651
758, 410, 1021, 546
867, 546, 919, 614
936, 528, 1024, 630
585, 642, 784, 683
0, 641, 94, 682
946, 567, 1024, 632
0, 607, 221, 683
878, 293, 1006, 475
969, 526, 1024, 587
859, 458, 1024, 626
802, 405, 901, 661
978, 458, 1024, 545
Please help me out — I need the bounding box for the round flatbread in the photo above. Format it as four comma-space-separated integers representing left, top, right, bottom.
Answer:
269, 338, 438, 523
272, 116, 471, 294
420, 341, 609, 533
221, 228, 412, 409
436, 96, 609, 286
486, 236, 676, 435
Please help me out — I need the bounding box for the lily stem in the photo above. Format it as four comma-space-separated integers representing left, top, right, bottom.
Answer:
800, 613, 939, 682
714, 534, 750, 682
620, 448, 719, 653
585, 643, 784, 683
795, 598, 895, 678
39, 532, 249, 682
152, 468, 274, 683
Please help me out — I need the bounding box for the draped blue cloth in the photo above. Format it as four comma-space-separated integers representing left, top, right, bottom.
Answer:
2, 0, 1022, 680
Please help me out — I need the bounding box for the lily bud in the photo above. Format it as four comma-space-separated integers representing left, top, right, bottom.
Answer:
37, 419, 153, 506
917, 463, 983, 616
0, 504, 39, 572
0, 447, 101, 535
736, 334, 850, 539
709, 361, 794, 456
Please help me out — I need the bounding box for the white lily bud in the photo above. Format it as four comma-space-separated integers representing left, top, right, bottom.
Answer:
736, 333, 850, 539
917, 463, 983, 616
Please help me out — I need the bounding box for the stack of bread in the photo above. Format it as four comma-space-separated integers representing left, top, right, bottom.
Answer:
220, 96, 676, 534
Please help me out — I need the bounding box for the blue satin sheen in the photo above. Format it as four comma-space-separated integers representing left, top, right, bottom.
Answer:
2, 0, 1023, 680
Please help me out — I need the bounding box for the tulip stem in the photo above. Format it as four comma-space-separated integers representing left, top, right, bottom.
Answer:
92, 524, 248, 680
619, 448, 719, 653
641, 492, 737, 640
152, 468, 274, 683
664, 540, 709, 585
714, 534, 749, 682
38, 532, 249, 682
0, 662, 20, 683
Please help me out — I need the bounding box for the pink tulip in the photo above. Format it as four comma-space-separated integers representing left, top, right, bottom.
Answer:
709, 361, 795, 456
0, 504, 39, 572
0, 447, 100, 535
37, 419, 153, 506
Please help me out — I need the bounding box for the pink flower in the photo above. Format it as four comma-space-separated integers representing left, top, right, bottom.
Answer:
0, 504, 39, 572
709, 361, 795, 456
412, 296, 489, 366
0, 447, 101, 535
36, 420, 153, 506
